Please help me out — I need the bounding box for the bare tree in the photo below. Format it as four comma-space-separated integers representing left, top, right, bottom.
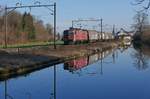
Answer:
133, 0, 150, 10
132, 11, 149, 41
133, 11, 149, 33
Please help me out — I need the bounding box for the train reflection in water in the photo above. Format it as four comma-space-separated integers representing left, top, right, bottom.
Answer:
64, 47, 117, 74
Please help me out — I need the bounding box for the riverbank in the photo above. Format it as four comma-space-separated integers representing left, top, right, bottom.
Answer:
0, 41, 119, 80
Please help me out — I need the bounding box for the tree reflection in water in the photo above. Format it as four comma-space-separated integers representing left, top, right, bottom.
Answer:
132, 49, 149, 71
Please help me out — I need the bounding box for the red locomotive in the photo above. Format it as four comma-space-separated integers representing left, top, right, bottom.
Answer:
63, 28, 89, 44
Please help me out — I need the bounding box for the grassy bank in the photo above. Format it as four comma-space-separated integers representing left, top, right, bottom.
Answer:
0, 40, 64, 48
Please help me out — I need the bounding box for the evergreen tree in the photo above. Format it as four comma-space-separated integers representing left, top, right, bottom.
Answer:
22, 12, 36, 40
57, 33, 61, 40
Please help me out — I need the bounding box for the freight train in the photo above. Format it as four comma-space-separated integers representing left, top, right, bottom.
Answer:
63, 28, 114, 45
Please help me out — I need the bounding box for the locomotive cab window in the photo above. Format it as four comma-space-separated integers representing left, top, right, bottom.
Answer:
64, 30, 69, 35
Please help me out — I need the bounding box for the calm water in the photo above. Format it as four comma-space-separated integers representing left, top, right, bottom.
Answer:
0, 45, 150, 99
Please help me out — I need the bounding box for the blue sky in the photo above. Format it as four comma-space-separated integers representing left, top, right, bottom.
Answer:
0, 0, 137, 32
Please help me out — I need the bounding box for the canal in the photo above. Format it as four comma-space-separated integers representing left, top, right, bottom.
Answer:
0, 45, 150, 99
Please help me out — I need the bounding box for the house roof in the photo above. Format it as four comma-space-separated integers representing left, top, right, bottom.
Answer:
116, 28, 134, 36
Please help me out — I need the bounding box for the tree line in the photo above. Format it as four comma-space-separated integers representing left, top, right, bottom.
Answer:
132, 0, 150, 46
0, 11, 54, 45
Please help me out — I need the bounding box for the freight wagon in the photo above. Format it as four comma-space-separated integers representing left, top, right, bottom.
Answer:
88, 30, 99, 42
103, 32, 114, 40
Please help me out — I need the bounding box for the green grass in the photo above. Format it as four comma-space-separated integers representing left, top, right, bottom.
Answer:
0, 41, 64, 48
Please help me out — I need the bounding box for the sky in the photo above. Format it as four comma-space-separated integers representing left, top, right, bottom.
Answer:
0, 0, 139, 33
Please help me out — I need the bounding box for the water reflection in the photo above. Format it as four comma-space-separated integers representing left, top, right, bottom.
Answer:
53, 65, 56, 99
118, 44, 150, 71
3, 80, 14, 99
49, 65, 56, 99
118, 44, 131, 53
2, 45, 150, 99
0, 47, 120, 99
132, 45, 150, 71
64, 47, 117, 75
2, 65, 57, 99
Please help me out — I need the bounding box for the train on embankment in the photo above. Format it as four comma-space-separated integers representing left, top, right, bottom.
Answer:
63, 28, 114, 45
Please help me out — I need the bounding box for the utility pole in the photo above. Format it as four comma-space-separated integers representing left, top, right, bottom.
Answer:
100, 18, 103, 40
112, 25, 115, 36
72, 20, 74, 28
4, 6, 7, 48
54, 2, 56, 49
